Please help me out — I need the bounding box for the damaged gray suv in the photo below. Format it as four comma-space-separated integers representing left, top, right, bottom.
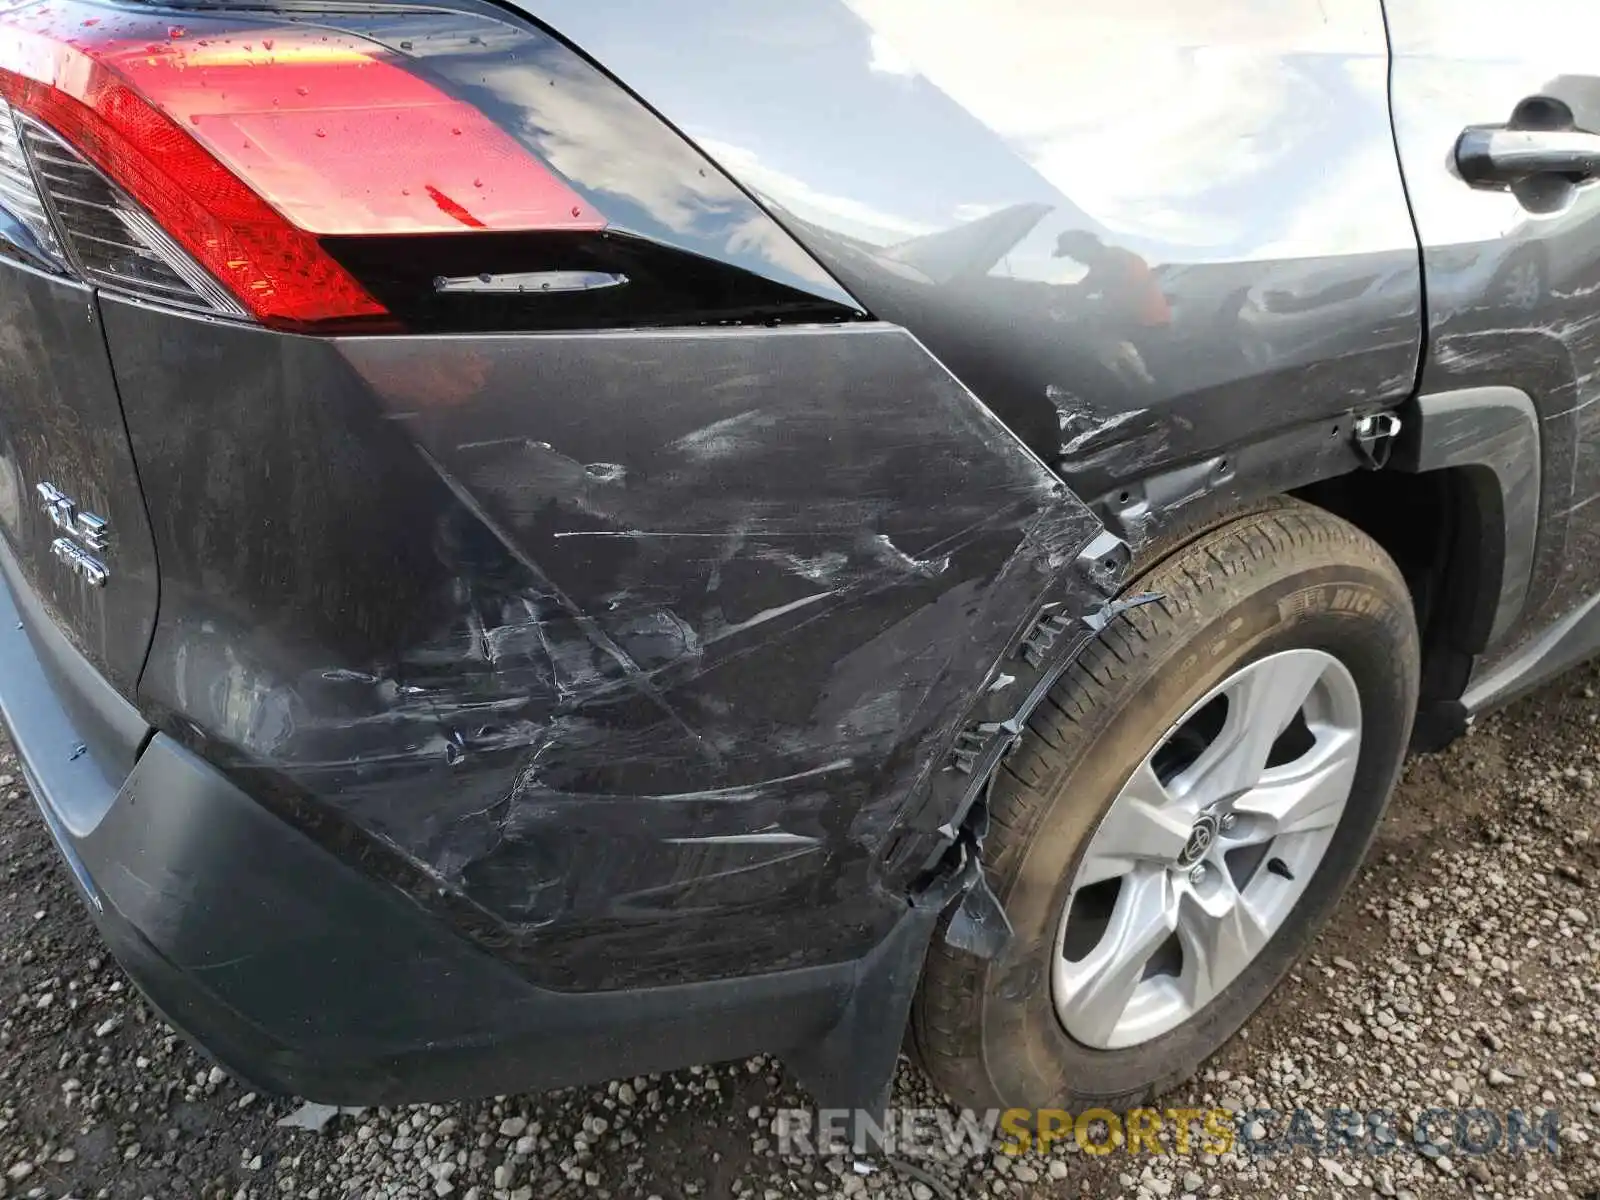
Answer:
0, 0, 1593, 1114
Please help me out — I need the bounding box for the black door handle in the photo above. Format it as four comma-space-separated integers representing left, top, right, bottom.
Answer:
1457, 126, 1600, 186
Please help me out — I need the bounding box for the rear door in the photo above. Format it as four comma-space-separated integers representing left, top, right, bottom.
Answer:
1386, 0, 1600, 664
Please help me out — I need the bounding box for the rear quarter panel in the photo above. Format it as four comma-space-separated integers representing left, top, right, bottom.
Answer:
521, 0, 1423, 515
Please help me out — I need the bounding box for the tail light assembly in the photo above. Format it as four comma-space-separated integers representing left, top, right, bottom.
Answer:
0, 0, 863, 333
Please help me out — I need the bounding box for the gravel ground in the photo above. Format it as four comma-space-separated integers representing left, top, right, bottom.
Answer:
0, 663, 1596, 1200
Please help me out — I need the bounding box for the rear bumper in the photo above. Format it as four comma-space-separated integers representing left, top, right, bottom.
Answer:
0, 301, 1118, 1108
0, 538, 906, 1105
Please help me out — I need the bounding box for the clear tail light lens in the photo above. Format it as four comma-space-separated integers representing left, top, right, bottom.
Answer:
0, 98, 62, 267
18, 114, 246, 315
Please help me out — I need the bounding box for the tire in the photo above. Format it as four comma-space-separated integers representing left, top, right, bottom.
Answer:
912, 497, 1419, 1111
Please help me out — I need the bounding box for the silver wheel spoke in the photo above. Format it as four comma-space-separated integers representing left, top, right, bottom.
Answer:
1173, 651, 1327, 803
1053, 648, 1363, 1049
1231, 725, 1360, 841
1176, 876, 1274, 1010
1054, 868, 1178, 1047
1074, 762, 1194, 886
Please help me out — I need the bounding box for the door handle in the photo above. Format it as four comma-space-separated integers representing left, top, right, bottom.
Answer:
1456, 126, 1600, 187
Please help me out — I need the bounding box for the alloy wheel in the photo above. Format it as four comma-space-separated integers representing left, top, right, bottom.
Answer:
1051, 649, 1362, 1049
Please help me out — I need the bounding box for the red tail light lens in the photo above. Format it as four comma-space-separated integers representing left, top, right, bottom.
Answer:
0, 1, 606, 330
103, 32, 605, 237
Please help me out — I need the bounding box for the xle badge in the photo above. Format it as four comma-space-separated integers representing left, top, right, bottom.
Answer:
36, 482, 110, 587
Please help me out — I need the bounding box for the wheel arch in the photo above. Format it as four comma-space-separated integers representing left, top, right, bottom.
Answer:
912, 495, 1420, 1110
1087, 387, 1537, 753
1295, 387, 1539, 748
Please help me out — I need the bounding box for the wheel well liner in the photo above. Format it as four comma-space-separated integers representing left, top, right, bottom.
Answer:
1295, 386, 1539, 747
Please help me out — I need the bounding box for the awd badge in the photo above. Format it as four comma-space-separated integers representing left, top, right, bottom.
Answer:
36, 481, 110, 587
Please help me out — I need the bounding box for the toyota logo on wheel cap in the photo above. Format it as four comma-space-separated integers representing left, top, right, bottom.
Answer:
1178, 813, 1220, 867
